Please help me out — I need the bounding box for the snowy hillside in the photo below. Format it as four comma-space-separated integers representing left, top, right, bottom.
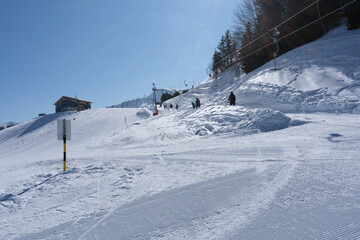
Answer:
0, 25, 360, 239
172, 25, 360, 114
113, 88, 180, 108
0, 122, 18, 130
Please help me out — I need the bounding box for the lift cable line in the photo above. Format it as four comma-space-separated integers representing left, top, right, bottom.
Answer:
277, 0, 358, 45
208, 0, 358, 77
207, 1, 321, 77
232, 0, 358, 63
316, 0, 327, 34
238, 0, 319, 54
165, 0, 358, 95
173, 0, 318, 90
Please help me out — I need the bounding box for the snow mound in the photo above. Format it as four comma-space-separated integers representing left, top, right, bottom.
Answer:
97, 106, 295, 147
237, 82, 359, 113
136, 109, 151, 119
183, 106, 292, 136
236, 25, 360, 113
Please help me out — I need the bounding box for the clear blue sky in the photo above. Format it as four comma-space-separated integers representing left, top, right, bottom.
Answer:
0, 0, 241, 123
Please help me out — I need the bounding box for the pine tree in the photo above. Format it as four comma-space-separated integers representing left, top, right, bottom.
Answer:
255, 0, 286, 29
160, 93, 172, 103
173, 91, 181, 97
318, 0, 344, 31
217, 35, 226, 69
224, 30, 233, 65
240, 21, 259, 73
211, 50, 222, 74
231, 0, 353, 74
345, 0, 360, 30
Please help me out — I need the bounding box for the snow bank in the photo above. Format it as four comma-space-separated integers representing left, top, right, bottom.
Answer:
183, 106, 292, 136
237, 82, 359, 113
235, 25, 360, 113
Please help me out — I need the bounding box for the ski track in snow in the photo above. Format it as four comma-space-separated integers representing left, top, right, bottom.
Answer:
2, 112, 358, 240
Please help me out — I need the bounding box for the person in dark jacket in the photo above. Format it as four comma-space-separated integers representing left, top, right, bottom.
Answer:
195, 98, 201, 108
228, 92, 236, 106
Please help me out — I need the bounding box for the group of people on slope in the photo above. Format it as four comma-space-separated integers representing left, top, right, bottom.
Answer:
160, 92, 236, 117
164, 103, 179, 110
192, 98, 201, 109
192, 91, 236, 109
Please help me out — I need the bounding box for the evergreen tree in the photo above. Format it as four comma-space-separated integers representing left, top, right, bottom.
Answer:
217, 35, 226, 69
224, 30, 233, 65
230, 0, 353, 74
211, 30, 237, 73
255, 0, 286, 29
211, 50, 222, 74
345, 0, 360, 30
318, 0, 344, 31
172, 91, 181, 97
160, 93, 172, 103
240, 21, 259, 73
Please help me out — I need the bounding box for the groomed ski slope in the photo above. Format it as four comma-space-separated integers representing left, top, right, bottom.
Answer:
0, 25, 359, 239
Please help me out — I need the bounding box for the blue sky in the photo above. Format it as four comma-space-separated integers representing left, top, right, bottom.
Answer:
0, 0, 241, 123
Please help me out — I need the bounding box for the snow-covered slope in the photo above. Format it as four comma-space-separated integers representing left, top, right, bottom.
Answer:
171, 25, 360, 114
0, 26, 360, 239
0, 122, 18, 130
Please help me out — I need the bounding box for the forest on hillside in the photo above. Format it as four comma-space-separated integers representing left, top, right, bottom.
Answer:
210, 0, 360, 75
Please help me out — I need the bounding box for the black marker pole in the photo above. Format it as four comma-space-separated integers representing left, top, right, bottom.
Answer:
63, 119, 66, 171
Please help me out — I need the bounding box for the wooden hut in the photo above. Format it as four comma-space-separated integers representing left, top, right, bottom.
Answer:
54, 96, 92, 113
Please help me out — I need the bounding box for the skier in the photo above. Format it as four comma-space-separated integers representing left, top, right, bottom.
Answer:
175, 104, 179, 110
170, 103, 173, 109
192, 102, 196, 109
195, 98, 201, 108
228, 91, 236, 106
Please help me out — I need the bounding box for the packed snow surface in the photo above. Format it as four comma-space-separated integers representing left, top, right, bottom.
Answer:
1, 26, 360, 239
